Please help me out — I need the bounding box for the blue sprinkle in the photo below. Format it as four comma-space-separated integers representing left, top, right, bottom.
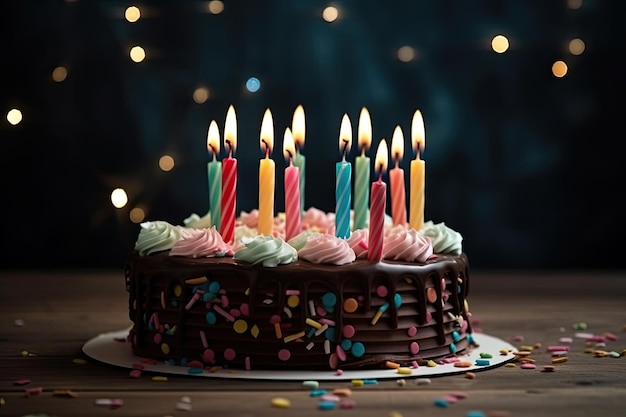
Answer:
167, 359, 176, 365
452, 331, 460, 342
325, 306, 335, 313
351, 342, 365, 357
309, 389, 327, 397
321, 292, 337, 307
475, 358, 490, 366
340, 339, 353, 350
379, 302, 390, 313
202, 292, 215, 302
434, 398, 449, 408
363, 379, 378, 384
467, 333, 475, 344
187, 367, 203, 374
206, 312, 217, 325
147, 322, 154, 331
467, 411, 486, 417
307, 327, 316, 338
208, 281, 221, 294
180, 358, 188, 366
171, 300, 178, 307
449, 343, 457, 354
324, 327, 335, 341
394, 293, 402, 308
318, 401, 336, 410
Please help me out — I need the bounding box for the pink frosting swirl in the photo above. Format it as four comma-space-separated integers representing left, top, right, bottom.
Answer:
383, 226, 433, 262
346, 228, 369, 259
301, 208, 335, 234
169, 227, 233, 258
298, 234, 356, 265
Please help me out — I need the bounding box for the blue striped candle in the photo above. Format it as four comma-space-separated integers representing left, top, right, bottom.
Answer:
335, 114, 353, 239
206, 120, 222, 230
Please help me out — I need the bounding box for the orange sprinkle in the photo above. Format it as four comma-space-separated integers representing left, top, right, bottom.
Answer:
453, 361, 472, 368
385, 360, 400, 369
185, 276, 208, 285
274, 322, 282, 339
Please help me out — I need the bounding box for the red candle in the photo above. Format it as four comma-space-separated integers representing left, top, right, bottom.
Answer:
389, 125, 407, 226
220, 105, 237, 244
283, 127, 301, 241
368, 139, 388, 263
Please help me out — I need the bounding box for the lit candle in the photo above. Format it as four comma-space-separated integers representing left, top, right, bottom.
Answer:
389, 125, 407, 227
291, 105, 306, 211
220, 105, 238, 244
283, 127, 301, 241
206, 120, 222, 230
368, 139, 388, 263
335, 114, 352, 239
353, 107, 371, 230
409, 110, 426, 231
258, 108, 275, 236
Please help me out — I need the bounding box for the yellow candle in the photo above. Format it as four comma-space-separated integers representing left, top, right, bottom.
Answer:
409, 110, 426, 231
258, 108, 275, 236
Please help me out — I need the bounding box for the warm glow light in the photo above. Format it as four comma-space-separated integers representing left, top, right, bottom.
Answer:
552, 61, 568, 78
52, 66, 67, 82
193, 87, 210, 104
491, 35, 509, 53
375, 139, 388, 175
358, 107, 371, 152
260, 108, 274, 156
338, 114, 352, 158
111, 188, 128, 208
322, 6, 339, 22
129, 207, 146, 223
397, 46, 416, 62
411, 110, 425, 155
224, 105, 237, 154
390, 126, 404, 162
125, 6, 141, 22
283, 127, 296, 162
567, 0, 582, 10
207, 0, 224, 14
291, 105, 306, 150
130, 46, 146, 62
159, 155, 175, 171
207, 120, 220, 157
568, 38, 585, 55
7, 109, 23, 125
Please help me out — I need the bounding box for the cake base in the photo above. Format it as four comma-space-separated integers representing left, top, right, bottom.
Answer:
83, 329, 515, 381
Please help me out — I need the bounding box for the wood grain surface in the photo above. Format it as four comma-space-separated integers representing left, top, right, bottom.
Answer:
1, 269, 625, 416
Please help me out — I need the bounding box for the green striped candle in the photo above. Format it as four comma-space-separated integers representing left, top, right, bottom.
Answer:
353, 107, 372, 230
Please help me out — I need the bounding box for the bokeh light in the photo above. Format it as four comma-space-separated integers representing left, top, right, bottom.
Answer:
567, 0, 583, 10
207, 0, 224, 14
397, 46, 416, 62
491, 35, 510, 53
193, 87, 210, 104
7, 109, 23, 125
322, 6, 339, 22
52, 66, 68, 82
552, 60, 568, 77
111, 188, 128, 208
130, 46, 146, 63
159, 155, 175, 171
568, 38, 585, 55
129, 207, 146, 223
125, 6, 141, 22
246, 77, 261, 93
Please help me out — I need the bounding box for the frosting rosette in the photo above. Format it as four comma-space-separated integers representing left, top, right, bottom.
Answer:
233, 235, 297, 267
383, 226, 433, 262
298, 234, 356, 265
135, 221, 182, 256
419, 221, 463, 255
169, 227, 233, 258
287, 229, 321, 251
346, 229, 369, 259
301, 207, 335, 234
183, 212, 212, 229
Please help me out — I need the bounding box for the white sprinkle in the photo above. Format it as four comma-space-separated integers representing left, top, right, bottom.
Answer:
283, 307, 292, 318
324, 339, 331, 354
309, 300, 316, 316
306, 342, 315, 351
176, 401, 193, 411
314, 323, 329, 336
415, 378, 431, 385
263, 299, 273, 305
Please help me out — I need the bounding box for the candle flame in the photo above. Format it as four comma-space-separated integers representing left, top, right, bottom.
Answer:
390, 125, 404, 162
292, 105, 305, 150
224, 105, 237, 154
411, 110, 425, 156
260, 108, 274, 156
207, 120, 220, 157
374, 138, 388, 175
338, 113, 352, 158
283, 127, 295, 162
358, 107, 372, 153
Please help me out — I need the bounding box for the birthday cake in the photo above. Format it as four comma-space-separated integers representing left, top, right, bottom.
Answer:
124, 208, 474, 371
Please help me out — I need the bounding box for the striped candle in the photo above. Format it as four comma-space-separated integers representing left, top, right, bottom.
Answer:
353, 107, 371, 230
368, 139, 388, 263
220, 105, 237, 244
389, 125, 407, 227
283, 127, 301, 241
335, 114, 352, 239
206, 120, 222, 230
258, 108, 275, 236
291, 105, 306, 211
409, 110, 426, 231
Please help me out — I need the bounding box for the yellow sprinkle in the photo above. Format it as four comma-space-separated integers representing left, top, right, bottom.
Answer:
72, 358, 87, 365
283, 331, 305, 343
169, 325, 177, 333
174, 284, 182, 297
274, 322, 282, 339
152, 376, 168, 381
396, 379, 406, 386
397, 367, 412, 375
251, 324, 260, 338
233, 319, 248, 334
271, 397, 291, 408
552, 357, 568, 364
160, 291, 166, 309
389, 412, 404, 417
305, 318, 322, 330
161, 343, 170, 355
426, 360, 437, 367
371, 309, 383, 325
287, 295, 300, 307
0, 397, 5, 406
351, 379, 364, 387
519, 345, 534, 351
245, 287, 250, 296
21, 350, 29, 357
584, 348, 595, 354
504, 363, 517, 368
185, 276, 208, 285
465, 372, 476, 379
499, 349, 511, 355
52, 389, 78, 398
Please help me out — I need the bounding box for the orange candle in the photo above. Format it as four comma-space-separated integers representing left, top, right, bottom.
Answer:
258, 108, 275, 236
368, 139, 388, 263
409, 110, 426, 231
389, 125, 407, 227
220, 105, 237, 244
283, 127, 301, 241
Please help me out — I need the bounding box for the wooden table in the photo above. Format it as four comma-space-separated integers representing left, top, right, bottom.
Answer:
1, 270, 625, 417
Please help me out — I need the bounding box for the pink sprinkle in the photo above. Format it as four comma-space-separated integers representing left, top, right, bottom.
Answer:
185, 293, 201, 310
449, 391, 468, 399
461, 320, 468, 332
319, 318, 336, 326
25, 387, 43, 396
278, 349, 291, 361
316, 306, 328, 316
153, 333, 162, 344
551, 351, 568, 357
131, 363, 145, 370
151, 312, 160, 328
321, 394, 340, 402
441, 278, 446, 291
425, 311, 432, 323
213, 305, 235, 322
410, 342, 420, 355
230, 308, 241, 318
245, 356, 251, 370
269, 314, 281, 324
376, 285, 388, 297
336, 345, 347, 361
328, 352, 338, 369
335, 369, 344, 376
407, 326, 417, 337
559, 337, 573, 344
240, 303, 250, 316
343, 325, 356, 338
586, 335, 606, 342
358, 239, 368, 250
13, 379, 31, 386
514, 335, 524, 342
224, 348, 236, 361
442, 395, 458, 404
411, 361, 419, 368
202, 349, 215, 364
221, 295, 229, 308
139, 358, 158, 365
285, 289, 300, 295
129, 369, 141, 378
574, 332, 594, 339
521, 363, 536, 369
200, 330, 208, 348
339, 399, 356, 409
547, 345, 570, 352
187, 360, 203, 368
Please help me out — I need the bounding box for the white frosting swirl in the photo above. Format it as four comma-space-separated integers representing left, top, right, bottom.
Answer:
287, 229, 321, 251
419, 221, 463, 255
298, 234, 356, 265
233, 235, 297, 267
183, 212, 212, 229
169, 227, 233, 258
134, 221, 182, 256
383, 226, 433, 262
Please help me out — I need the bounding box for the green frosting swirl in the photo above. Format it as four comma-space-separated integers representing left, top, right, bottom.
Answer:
233, 235, 298, 267
134, 221, 182, 256
419, 221, 463, 255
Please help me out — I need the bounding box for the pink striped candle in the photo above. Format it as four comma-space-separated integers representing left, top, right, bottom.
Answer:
283, 127, 301, 241
368, 139, 388, 263
220, 105, 237, 244
389, 125, 407, 226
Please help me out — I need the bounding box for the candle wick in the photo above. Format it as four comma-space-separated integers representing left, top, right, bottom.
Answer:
210, 144, 218, 161
361, 147, 366, 157
395, 158, 400, 169
341, 139, 349, 160
225, 140, 233, 158
287, 149, 293, 162
262, 139, 270, 158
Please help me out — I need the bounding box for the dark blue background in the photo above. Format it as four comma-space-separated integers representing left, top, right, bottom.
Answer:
2, 0, 623, 270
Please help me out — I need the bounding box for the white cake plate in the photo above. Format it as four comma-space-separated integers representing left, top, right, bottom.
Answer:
83, 329, 515, 381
